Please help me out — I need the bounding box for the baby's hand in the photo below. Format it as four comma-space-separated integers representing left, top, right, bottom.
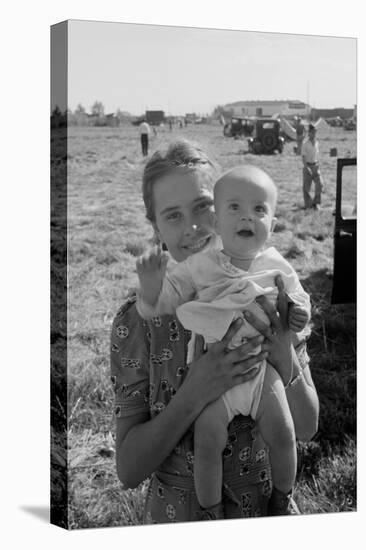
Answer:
136, 246, 169, 306
288, 303, 310, 332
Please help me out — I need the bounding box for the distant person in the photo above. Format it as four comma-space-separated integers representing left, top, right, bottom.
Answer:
169, 119, 173, 131
295, 117, 305, 155
301, 124, 324, 210
139, 119, 151, 157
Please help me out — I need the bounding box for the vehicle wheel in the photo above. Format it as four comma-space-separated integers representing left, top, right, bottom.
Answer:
261, 133, 276, 153
223, 123, 232, 137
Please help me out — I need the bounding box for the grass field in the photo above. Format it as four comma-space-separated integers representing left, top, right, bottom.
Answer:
62, 122, 356, 528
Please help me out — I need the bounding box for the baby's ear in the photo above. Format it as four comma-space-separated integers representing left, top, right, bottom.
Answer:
270, 217, 277, 234
212, 212, 220, 234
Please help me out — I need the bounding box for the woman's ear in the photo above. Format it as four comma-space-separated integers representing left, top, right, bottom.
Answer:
152, 224, 168, 251
152, 223, 162, 245
151, 222, 160, 240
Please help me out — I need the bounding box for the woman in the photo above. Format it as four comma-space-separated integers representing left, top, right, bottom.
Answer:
110, 139, 319, 523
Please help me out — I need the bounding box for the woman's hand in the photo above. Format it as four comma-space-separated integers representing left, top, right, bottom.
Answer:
185, 318, 268, 409
243, 276, 319, 441
243, 275, 293, 385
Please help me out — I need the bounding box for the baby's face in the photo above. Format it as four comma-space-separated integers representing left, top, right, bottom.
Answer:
214, 171, 276, 261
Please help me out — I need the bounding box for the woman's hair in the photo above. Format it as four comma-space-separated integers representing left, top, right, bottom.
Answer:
142, 139, 219, 222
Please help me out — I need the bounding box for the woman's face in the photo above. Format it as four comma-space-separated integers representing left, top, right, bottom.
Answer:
152, 169, 218, 262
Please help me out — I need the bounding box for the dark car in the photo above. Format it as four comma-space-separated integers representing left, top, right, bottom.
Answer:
223, 117, 254, 138
343, 119, 356, 131
247, 118, 284, 154
331, 157, 356, 304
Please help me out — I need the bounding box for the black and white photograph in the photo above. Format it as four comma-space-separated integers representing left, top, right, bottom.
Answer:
50, 18, 357, 531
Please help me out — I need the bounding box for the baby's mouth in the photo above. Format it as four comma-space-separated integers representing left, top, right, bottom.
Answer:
237, 229, 254, 237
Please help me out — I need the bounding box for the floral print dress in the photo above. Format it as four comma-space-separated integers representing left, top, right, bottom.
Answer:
110, 296, 278, 523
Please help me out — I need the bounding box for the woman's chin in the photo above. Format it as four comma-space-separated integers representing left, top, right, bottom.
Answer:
182, 234, 218, 258
201, 234, 219, 252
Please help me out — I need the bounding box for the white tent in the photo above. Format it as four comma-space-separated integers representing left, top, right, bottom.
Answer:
313, 117, 329, 134
278, 115, 297, 140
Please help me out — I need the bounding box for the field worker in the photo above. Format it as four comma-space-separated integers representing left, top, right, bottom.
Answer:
139, 118, 151, 157
301, 123, 324, 210
295, 117, 305, 155
136, 164, 314, 518
111, 139, 319, 523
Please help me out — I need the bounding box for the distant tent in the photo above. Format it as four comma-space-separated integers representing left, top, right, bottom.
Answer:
313, 117, 328, 133
277, 115, 297, 141
313, 118, 329, 136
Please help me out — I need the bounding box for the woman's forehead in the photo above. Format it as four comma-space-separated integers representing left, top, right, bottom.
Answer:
153, 170, 213, 214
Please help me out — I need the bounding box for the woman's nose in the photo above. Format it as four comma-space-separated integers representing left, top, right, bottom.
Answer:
184, 220, 199, 235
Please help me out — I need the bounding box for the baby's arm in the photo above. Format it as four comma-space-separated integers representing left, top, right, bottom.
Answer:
136, 245, 169, 308
136, 246, 196, 318
288, 303, 310, 332
277, 259, 311, 333
286, 277, 311, 333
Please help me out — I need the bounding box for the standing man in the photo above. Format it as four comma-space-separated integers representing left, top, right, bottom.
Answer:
301, 123, 324, 210
295, 116, 305, 155
139, 118, 151, 157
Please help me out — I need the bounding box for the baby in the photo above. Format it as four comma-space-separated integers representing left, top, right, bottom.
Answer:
136, 165, 311, 517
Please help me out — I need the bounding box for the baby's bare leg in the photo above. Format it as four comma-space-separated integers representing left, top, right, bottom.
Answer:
256, 364, 296, 494
194, 397, 230, 508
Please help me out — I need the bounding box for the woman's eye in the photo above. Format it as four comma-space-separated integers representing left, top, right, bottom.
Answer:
195, 201, 212, 212
166, 212, 181, 221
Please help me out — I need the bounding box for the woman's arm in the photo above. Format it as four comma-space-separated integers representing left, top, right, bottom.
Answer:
285, 347, 319, 441
115, 320, 268, 489
243, 276, 319, 442
115, 383, 202, 489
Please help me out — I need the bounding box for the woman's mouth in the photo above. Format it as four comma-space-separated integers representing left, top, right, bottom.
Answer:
183, 234, 213, 252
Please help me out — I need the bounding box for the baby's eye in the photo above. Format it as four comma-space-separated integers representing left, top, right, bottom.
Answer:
255, 205, 266, 213
228, 203, 240, 211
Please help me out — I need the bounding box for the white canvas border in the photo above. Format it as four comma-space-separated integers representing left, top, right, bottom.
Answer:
2, 1, 363, 548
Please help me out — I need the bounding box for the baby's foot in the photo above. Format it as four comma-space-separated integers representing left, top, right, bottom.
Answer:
196, 502, 224, 521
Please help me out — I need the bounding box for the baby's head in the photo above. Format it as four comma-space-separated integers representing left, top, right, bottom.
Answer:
214, 165, 277, 261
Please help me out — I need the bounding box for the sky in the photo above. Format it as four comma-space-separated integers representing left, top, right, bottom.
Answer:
63, 19, 357, 116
